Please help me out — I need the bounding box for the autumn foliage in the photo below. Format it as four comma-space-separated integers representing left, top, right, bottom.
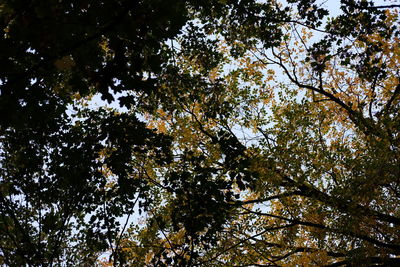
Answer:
1, 0, 400, 266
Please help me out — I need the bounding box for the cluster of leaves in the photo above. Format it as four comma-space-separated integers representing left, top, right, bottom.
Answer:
1, 0, 188, 265
1, 0, 400, 266
127, 1, 400, 266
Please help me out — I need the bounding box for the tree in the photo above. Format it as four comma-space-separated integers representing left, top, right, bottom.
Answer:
0, 0, 288, 265
121, 1, 400, 266
1, 0, 400, 266
0, 0, 192, 265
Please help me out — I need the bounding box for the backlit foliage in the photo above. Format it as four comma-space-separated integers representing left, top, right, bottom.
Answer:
1, 0, 399, 266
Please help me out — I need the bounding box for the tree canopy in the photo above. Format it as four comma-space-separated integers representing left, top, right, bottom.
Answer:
1, 0, 400, 266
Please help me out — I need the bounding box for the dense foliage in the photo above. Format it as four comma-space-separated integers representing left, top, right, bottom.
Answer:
1, 0, 399, 266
